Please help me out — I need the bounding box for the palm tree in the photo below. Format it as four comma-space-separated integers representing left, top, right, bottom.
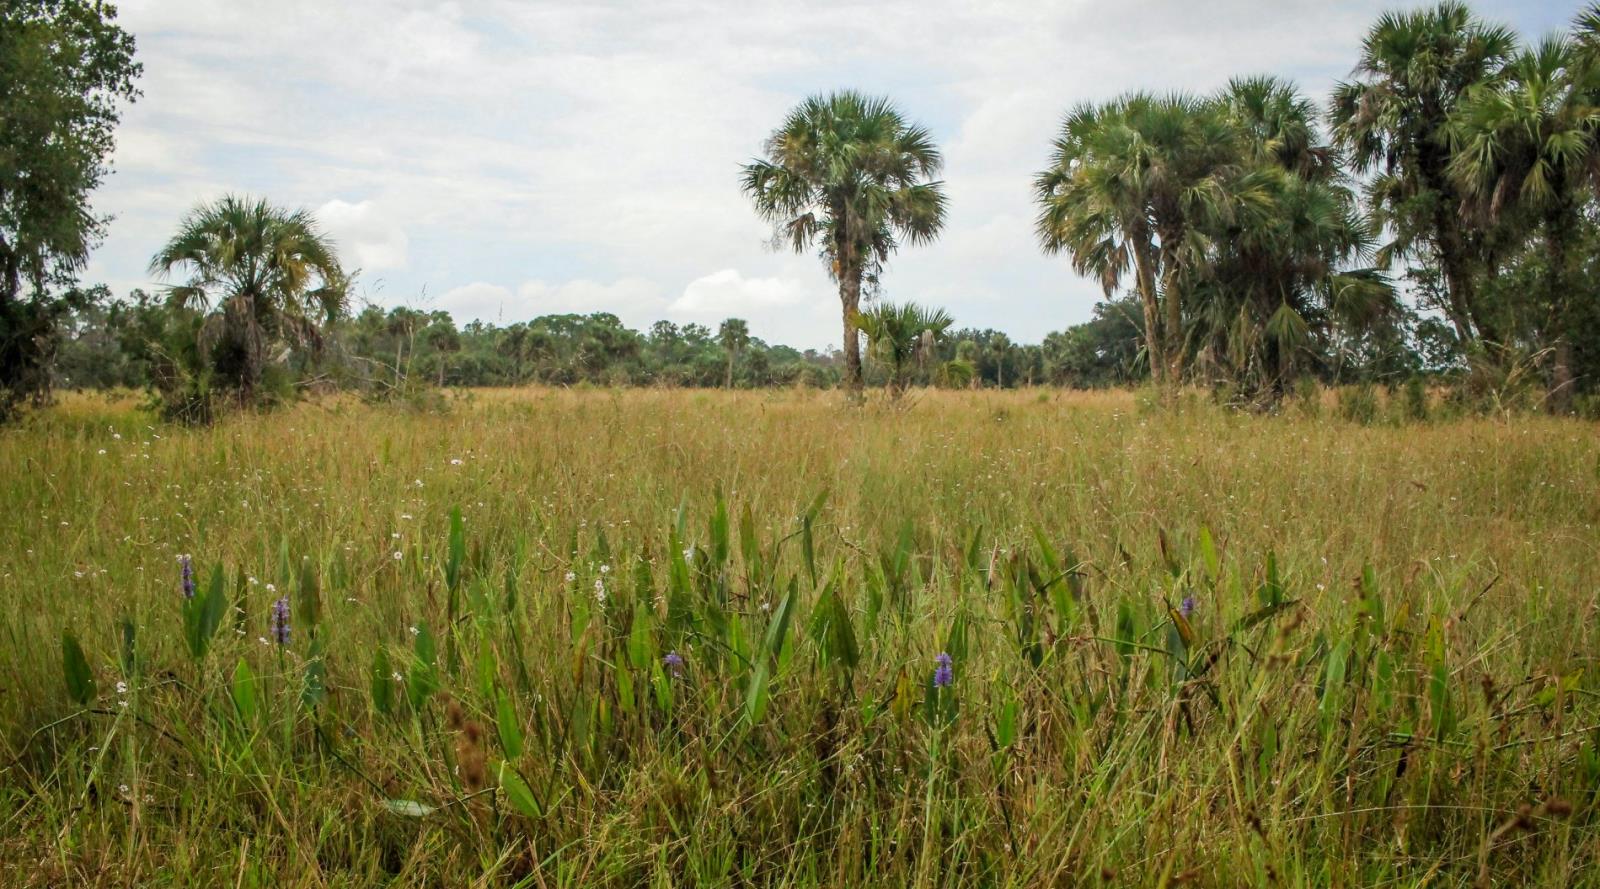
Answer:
955, 339, 981, 389
936, 357, 976, 389
1035, 93, 1256, 389
1449, 35, 1600, 411
1330, 2, 1517, 352
149, 195, 346, 400
741, 91, 948, 397
989, 332, 1013, 388
853, 301, 952, 397
1197, 77, 1391, 398
718, 317, 750, 389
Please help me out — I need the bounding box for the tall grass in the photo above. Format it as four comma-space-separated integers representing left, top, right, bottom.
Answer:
1, 388, 1597, 886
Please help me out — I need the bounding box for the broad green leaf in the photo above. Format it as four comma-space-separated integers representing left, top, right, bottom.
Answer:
408, 625, 439, 710
198, 565, 228, 651
743, 661, 771, 725
615, 659, 635, 714
709, 492, 729, 566
295, 561, 320, 634
763, 577, 799, 664
476, 643, 497, 703
1430, 661, 1455, 741
808, 583, 858, 671
628, 603, 653, 671
498, 763, 541, 818
1372, 649, 1394, 715
62, 631, 93, 705
232, 658, 258, 722
996, 692, 1019, 748
1198, 525, 1220, 581
370, 648, 394, 716
738, 503, 760, 578
496, 689, 524, 759
1031, 527, 1061, 575
1320, 640, 1349, 723
446, 506, 465, 592
118, 616, 137, 678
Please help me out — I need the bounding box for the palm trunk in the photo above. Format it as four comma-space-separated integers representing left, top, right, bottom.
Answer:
1130, 233, 1164, 387
1551, 338, 1574, 414
840, 269, 863, 398
1436, 227, 1481, 348
1159, 250, 1185, 385
233, 297, 264, 403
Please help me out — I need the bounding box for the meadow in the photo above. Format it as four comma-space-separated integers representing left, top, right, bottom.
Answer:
1, 387, 1598, 887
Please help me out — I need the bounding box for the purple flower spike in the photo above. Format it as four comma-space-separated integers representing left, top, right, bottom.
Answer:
270, 596, 291, 646
933, 652, 953, 689
1179, 595, 1196, 619
663, 651, 684, 677
180, 555, 196, 599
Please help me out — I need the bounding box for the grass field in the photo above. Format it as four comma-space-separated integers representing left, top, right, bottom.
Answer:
2, 387, 1598, 887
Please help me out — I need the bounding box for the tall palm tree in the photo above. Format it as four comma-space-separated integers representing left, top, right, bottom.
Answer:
149, 195, 346, 400
717, 317, 750, 389
1330, 1, 1517, 351
741, 91, 948, 397
853, 301, 952, 397
1035, 100, 1163, 382
1035, 93, 1256, 388
1449, 35, 1600, 411
989, 332, 1013, 388
1197, 77, 1391, 397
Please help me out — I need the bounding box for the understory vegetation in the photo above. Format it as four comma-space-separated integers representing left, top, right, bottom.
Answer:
1, 389, 1597, 886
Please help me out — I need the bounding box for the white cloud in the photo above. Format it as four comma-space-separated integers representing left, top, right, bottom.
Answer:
671, 269, 810, 314
316, 200, 409, 272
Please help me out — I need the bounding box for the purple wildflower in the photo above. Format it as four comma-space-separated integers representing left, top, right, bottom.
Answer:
1179, 595, 1196, 619
933, 652, 954, 689
180, 555, 196, 599
270, 596, 291, 646
663, 651, 684, 677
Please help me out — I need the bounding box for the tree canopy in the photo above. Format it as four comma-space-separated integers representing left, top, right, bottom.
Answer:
0, 0, 139, 419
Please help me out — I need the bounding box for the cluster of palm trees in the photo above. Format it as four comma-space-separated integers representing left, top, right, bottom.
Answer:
745, 2, 1600, 408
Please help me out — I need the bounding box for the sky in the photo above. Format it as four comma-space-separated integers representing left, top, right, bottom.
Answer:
86, 0, 1576, 351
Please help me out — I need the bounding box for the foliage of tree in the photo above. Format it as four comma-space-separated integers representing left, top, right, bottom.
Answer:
1330, 1, 1517, 354
1448, 34, 1600, 411
0, 0, 139, 420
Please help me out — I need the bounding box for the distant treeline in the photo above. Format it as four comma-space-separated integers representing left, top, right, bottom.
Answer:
52, 290, 1458, 397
